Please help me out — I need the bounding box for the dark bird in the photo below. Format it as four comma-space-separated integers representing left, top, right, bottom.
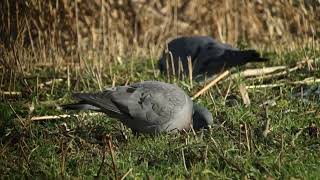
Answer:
62, 81, 213, 134
159, 36, 269, 81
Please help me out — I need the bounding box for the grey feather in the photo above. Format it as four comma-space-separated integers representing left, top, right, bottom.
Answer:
62, 81, 212, 134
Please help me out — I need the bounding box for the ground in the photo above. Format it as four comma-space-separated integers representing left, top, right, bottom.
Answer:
1, 42, 320, 179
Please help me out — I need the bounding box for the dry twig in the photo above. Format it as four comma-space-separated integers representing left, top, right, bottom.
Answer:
120, 168, 133, 180
29, 113, 100, 121
239, 83, 250, 106
192, 70, 230, 99
107, 135, 118, 180
0, 91, 21, 96
247, 78, 320, 89
231, 66, 287, 79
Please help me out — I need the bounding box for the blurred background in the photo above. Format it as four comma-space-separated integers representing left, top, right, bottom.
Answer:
0, 0, 319, 93
1, 0, 319, 62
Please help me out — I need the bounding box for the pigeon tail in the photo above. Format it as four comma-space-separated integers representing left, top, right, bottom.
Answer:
236, 49, 269, 63
62, 92, 106, 111
61, 102, 102, 111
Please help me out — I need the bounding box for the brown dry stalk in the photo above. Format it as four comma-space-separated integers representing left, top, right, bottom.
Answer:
181, 148, 189, 174
231, 58, 318, 81
107, 135, 117, 180
247, 78, 320, 89
192, 70, 230, 100
246, 83, 285, 89
0, 91, 21, 96
262, 107, 271, 138
29, 113, 100, 121
231, 66, 287, 79
239, 83, 250, 106
258, 66, 300, 79
120, 168, 133, 180
38, 78, 64, 89
244, 123, 251, 152
169, 51, 176, 77
96, 134, 108, 178
187, 56, 193, 88
95, 146, 106, 178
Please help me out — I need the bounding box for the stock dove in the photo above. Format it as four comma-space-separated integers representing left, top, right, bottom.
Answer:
159, 36, 269, 80
62, 81, 213, 134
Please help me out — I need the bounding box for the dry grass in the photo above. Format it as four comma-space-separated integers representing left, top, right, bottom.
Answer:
0, 0, 319, 93
1, 0, 319, 55
0, 1, 320, 179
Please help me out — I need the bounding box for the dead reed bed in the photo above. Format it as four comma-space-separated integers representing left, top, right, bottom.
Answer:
0, 0, 319, 94
1, 0, 319, 55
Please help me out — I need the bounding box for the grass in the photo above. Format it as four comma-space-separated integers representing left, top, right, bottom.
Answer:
1, 44, 320, 179
1, 0, 320, 179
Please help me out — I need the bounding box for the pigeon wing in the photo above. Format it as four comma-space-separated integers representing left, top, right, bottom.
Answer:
71, 88, 133, 120
115, 81, 190, 133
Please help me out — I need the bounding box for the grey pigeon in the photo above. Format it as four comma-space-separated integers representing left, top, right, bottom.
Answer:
159, 36, 269, 80
62, 81, 213, 134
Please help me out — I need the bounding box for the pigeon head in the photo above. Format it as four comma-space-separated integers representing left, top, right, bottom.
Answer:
192, 103, 213, 130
